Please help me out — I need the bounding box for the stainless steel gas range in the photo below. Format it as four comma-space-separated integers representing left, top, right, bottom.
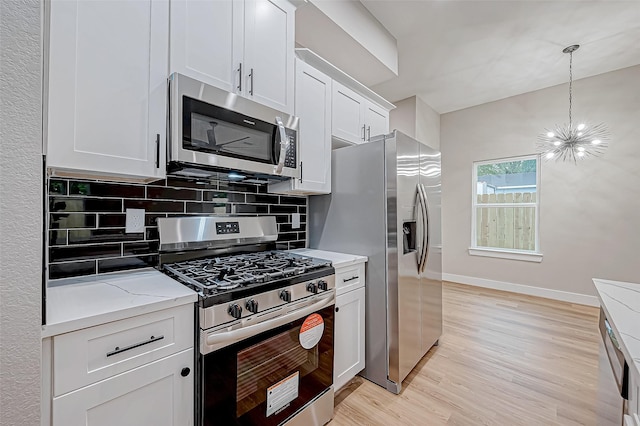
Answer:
157, 216, 336, 426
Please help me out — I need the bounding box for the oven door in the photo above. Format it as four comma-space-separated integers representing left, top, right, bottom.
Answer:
199, 303, 334, 425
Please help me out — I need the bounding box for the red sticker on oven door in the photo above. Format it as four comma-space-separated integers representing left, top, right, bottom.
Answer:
299, 313, 324, 349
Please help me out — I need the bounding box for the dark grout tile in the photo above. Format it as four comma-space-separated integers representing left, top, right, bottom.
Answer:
49, 260, 96, 280
69, 180, 145, 198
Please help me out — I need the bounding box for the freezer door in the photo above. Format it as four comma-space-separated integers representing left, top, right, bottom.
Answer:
419, 143, 443, 353
388, 132, 424, 386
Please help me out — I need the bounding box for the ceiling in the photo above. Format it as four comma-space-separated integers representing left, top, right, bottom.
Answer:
359, 0, 640, 113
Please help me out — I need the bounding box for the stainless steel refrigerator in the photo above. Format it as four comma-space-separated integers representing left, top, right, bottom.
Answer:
309, 130, 442, 394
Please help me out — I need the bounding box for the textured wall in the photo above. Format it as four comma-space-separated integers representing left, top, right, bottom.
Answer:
0, 0, 43, 424
441, 65, 640, 297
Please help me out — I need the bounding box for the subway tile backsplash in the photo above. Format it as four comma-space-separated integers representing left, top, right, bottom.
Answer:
47, 177, 307, 280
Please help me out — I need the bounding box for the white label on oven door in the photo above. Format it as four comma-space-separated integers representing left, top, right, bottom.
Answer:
299, 313, 325, 349
266, 371, 299, 417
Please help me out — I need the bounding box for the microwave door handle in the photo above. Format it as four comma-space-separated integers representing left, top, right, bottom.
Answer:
274, 116, 288, 175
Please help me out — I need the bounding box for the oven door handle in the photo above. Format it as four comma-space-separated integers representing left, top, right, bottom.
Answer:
204, 293, 334, 349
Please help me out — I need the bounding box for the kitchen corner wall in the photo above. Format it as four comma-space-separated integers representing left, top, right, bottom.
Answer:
390, 95, 440, 150
441, 65, 640, 298
0, 0, 42, 423
47, 177, 307, 280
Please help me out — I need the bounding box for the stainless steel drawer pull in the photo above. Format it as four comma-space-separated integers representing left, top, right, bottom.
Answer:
106, 335, 165, 357
343, 276, 359, 283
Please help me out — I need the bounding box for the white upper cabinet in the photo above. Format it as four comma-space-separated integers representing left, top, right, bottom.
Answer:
365, 102, 390, 141
170, 0, 295, 114
332, 81, 366, 145
170, 0, 243, 94
331, 81, 390, 146
47, 0, 169, 181
243, 0, 295, 113
269, 59, 331, 195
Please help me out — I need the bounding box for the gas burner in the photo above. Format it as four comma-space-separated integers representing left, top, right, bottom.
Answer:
162, 250, 332, 298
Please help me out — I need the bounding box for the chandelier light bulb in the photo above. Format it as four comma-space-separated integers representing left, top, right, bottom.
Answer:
536, 44, 610, 163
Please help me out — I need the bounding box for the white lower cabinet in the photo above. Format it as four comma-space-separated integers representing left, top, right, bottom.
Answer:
53, 349, 193, 426
334, 285, 365, 390
47, 305, 194, 426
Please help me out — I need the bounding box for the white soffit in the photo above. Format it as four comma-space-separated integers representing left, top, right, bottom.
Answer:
361, 0, 640, 113
295, 0, 399, 87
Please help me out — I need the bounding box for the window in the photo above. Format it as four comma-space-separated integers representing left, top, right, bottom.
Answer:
470, 155, 542, 262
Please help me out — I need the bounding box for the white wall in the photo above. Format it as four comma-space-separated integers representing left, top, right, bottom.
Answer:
0, 0, 43, 424
415, 96, 440, 151
390, 95, 440, 150
441, 65, 640, 300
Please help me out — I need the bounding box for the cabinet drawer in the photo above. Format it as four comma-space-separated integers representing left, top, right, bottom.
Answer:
335, 263, 365, 295
54, 304, 194, 397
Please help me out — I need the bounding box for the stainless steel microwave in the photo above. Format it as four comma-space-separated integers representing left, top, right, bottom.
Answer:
168, 73, 299, 179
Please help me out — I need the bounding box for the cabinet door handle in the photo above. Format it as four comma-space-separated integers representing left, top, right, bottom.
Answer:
249, 68, 254, 96
299, 161, 303, 182
343, 276, 359, 283
237, 63, 243, 92
106, 335, 164, 357
181, 367, 191, 377
361, 125, 366, 140
155, 134, 160, 168
366, 126, 371, 141
335, 307, 340, 312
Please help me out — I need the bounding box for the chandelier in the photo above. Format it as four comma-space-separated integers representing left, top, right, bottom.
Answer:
537, 45, 609, 162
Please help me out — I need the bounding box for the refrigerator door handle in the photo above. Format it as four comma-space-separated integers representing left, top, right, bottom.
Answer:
418, 184, 430, 273
416, 184, 428, 272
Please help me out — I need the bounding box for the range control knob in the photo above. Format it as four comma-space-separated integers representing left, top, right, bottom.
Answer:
227, 303, 242, 319
245, 299, 259, 314
306, 282, 318, 294
317, 280, 328, 291
279, 289, 291, 303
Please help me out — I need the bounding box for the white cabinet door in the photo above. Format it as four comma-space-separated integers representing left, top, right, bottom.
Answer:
294, 59, 331, 193
47, 0, 168, 180
365, 101, 389, 141
170, 0, 244, 94
53, 349, 193, 426
334, 287, 365, 390
243, 0, 295, 114
332, 81, 366, 145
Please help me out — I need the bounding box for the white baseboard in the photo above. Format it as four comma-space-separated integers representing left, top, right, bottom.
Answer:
442, 273, 600, 307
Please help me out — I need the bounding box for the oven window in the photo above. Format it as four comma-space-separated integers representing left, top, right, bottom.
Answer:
201, 305, 334, 426
237, 327, 318, 418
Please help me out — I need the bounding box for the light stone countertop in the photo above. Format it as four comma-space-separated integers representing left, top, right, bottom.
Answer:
43, 268, 197, 338
593, 278, 640, 382
289, 248, 368, 269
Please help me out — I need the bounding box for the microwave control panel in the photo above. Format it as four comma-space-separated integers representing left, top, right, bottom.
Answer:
284, 128, 297, 169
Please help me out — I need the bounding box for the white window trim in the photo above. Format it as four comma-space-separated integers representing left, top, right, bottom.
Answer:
471, 154, 542, 260
468, 247, 543, 262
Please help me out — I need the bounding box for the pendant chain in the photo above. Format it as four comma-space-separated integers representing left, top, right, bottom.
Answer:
569, 51, 573, 129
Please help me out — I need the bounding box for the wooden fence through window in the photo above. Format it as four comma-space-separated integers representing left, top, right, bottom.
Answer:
476, 192, 536, 251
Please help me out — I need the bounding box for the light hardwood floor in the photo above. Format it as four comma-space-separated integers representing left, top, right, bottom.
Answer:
329, 282, 619, 426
